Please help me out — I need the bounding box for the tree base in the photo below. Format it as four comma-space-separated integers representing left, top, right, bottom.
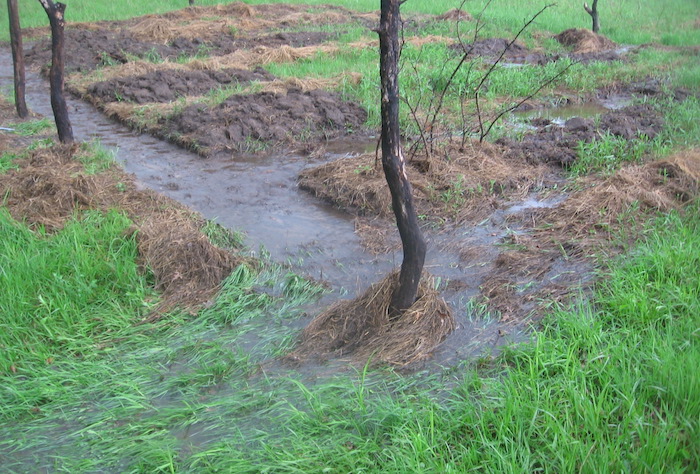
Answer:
291, 271, 455, 367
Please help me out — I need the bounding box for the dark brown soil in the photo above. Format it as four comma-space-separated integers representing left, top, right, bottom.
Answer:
87, 67, 274, 104
450, 31, 624, 65
25, 26, 337, 74
23, 4, 371, 156
162, 88, 367, 155
497, 104, 664, 166
26, 28, 187, 73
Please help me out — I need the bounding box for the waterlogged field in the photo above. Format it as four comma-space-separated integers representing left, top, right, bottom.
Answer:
1, 0, 699, 471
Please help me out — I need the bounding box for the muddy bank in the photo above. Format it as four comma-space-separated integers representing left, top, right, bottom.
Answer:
21, 0, 382, 75
499, 103, 664, 166
26, 27, 340, 74
166, 88, 366, 155
0, 60, 520, 367
298, 86, 699, 321
450, 29, 626, 65
87, 67, 274, 104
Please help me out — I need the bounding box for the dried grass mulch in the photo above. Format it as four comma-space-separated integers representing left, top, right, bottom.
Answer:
532, 149, 700, 251
554, 28, 617, 53
299, 139, 547, 225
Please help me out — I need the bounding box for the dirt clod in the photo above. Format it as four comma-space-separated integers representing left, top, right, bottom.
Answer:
87, 67, 274, 104
163, 88, 367, 155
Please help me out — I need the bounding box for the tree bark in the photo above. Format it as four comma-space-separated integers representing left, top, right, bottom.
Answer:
584, 1, 600, 33
189, 0, 194, 5
379, 0, 426, 316
38, 0, 73, 143
7, 0, 28, 118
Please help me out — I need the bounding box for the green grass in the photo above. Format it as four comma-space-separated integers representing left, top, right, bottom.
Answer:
76, 140, 118, 174
0, 209, 155, 376
4, 0, 698, 46
0, 151, 21, 173
5, 118, 53, 136
571, 130, 652, 176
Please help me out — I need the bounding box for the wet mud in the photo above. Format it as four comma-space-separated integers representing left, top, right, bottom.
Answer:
450, 29, 626, 66
23, 5, 371, 155
499, 103, 664, 166
169, 88, 366, 155
25, 25, 338, 75
87, 67, 274, 104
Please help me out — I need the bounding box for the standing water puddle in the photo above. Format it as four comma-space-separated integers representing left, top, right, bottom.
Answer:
512, 102, 609, 126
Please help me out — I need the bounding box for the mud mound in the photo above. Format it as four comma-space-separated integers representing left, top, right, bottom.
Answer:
599, 104, 664, 140
451, 34, 625, 65
533, 150, 700, 245
25, 21, 336, 75
299, 140, 544, 224
453, 37, 530, 59
26, 28, 177, 74
498, 104, 664, 166
163, 89, 367, 155
435, 8, 473, 22
0, 143, 239, 316
555, 28, 616, 53
291, 271, 454, 366
87, 67, 273, 104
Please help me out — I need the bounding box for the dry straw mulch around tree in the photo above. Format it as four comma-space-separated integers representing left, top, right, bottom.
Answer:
554, 28, 617, 53
290, 271, 455, 367
299, 139, 547, 225
299, 139, 700, 323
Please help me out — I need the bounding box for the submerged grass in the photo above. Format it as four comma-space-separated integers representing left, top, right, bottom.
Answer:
1, 185, 698, 470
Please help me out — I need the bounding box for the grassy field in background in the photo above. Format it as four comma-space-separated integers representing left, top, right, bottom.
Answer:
2, 0, 699, 45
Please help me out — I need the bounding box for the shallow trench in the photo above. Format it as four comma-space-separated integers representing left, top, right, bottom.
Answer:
0, 47, 582, 366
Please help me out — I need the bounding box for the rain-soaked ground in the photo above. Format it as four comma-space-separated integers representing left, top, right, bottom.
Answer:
0, 47, 611, 366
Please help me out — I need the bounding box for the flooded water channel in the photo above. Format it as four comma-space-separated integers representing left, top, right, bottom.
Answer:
0, 48, 578, 364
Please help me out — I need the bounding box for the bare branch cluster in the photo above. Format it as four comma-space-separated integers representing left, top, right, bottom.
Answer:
402, 2, 574, 159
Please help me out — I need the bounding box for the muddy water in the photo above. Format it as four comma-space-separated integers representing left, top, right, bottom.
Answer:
513, 102, 609, 126
0, 49, 542, 366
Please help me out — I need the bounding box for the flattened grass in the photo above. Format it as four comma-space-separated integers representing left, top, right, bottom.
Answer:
2, 199, 697, 471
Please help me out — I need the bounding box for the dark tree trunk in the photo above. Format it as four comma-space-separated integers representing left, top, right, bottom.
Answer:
378, 0, 426, 316
7, 0, 28, 118
584, 0, 600, 33
38, 0, 73, 143
189, 0, 194, 5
